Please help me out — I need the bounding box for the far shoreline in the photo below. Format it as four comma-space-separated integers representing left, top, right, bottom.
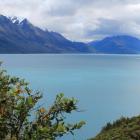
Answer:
0, 53, 140, 56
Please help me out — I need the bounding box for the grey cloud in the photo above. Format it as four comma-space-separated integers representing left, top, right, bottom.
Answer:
85, 19, 125, 39
85, 18, 140, 41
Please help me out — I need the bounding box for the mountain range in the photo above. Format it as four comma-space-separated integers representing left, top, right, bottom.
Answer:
0, 14, 140, 54
0, 15, 91, 53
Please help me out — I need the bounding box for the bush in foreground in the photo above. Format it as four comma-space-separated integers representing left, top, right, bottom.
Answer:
0, 66, 85, 140
90, 116, 140, 140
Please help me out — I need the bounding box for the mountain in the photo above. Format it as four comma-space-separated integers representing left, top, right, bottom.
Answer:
0, 15, 91, 53
90, 115, 140, 140
88, 35, 140, 54
1, 14, 140, 54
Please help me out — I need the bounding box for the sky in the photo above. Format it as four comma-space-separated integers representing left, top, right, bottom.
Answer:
0, 0, 140, 42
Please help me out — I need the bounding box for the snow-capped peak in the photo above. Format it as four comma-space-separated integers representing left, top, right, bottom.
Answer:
8, 16, 25, 24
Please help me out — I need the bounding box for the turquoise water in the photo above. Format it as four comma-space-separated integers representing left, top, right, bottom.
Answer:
1, 54, 140, 139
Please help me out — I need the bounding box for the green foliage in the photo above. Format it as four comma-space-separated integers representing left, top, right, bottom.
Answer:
89, 116, 140, 140
0, 66, 85, 140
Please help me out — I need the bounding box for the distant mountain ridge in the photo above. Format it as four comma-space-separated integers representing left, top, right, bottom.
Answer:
0, 15, 91, 53
88, 35, 140, 54
0, 14, 140, 54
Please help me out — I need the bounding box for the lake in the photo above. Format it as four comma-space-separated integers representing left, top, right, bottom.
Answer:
1, 54, 140, 140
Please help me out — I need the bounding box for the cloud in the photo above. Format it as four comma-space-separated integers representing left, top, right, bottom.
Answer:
0, 0, 140, 41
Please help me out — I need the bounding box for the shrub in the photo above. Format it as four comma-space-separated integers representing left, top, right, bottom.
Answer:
0, 65, 85, 140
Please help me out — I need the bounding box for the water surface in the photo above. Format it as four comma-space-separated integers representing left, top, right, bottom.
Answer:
1, 54, 140, 139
